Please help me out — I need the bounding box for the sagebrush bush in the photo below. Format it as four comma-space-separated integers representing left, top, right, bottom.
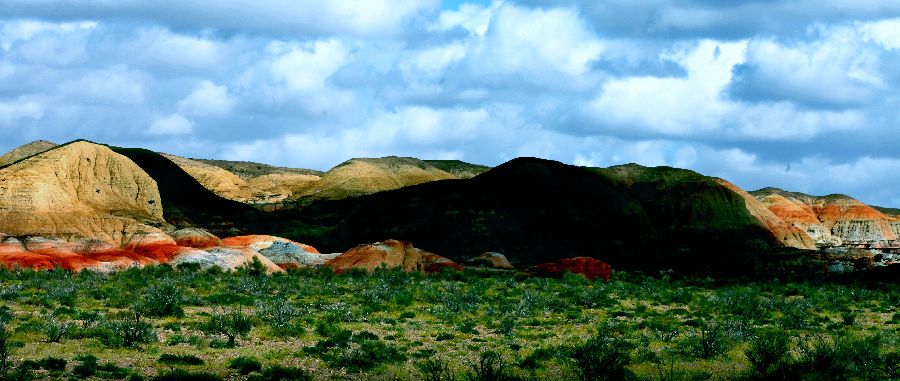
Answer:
570, 332, 635, 381
418, 358, 456, 381
746, 329, 790, 379
228, 356, 262, 375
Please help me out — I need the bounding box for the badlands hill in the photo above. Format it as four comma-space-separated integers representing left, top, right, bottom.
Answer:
263, 158, 793, 273
0, 140, 57, 166
751, 187, 900, 247
0, 140, 165, 243
2, 139, 897, 276
166, 155, 488, 204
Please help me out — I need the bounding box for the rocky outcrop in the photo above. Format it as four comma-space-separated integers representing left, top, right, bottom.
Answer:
0, 140, 58, 166
0, 232, 285, 273
0, 140, 166, 244
171, 228, 223, 249
325, 239, 461, 274
532, 257, 612, 281
221, 235, 329, 268
752, 188, 898, 247
169, 246, 283, 274
466, 252, 514, 269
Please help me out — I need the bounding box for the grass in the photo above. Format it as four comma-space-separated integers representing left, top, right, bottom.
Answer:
0, 265, 896, 380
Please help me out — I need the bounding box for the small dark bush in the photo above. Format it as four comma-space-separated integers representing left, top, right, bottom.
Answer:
746, 329, 790, 379
418, 358, 456, 381
106, 308, 156, 348
571, 334, 635, 381
465, 351, 521, 381
151, 369, 223, 381
679, 322, 728, 359
37, 356, 67, 372
158, 354, 204, 366
228, 356, 263, 375
247, 365, 314, 381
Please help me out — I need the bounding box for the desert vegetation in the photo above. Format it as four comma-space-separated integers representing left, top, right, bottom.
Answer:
0, 265, 896, 380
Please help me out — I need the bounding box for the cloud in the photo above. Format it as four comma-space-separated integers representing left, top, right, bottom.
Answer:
0, 0, 440, 37
728, 26, 890, 109
3, 1, 900, 206
148, 113, 192, 135
177, 81, 235, 117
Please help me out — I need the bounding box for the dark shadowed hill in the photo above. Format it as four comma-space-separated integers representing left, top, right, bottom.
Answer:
262, 158, 781, 274
110, 147, 264, 235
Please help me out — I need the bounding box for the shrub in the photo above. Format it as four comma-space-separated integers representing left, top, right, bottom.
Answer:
0, 323, 16, 375
327, 335, 406, 372
746, 329, 790, 378
202, 308, 253, 347
42, 315, 72, 343
158, 354, 204, 367
465, 351, 519, 381
247, 365, 314, 381
151, 369, 223, 381
571, 334, 635, 381
140, 284, 184, 318
37, 356, 67, 373
228, 356, 262, 375
418, 358, 456, 381
679, 321, 728, 359
106, 307, 156, 348
255, 299, 304, 337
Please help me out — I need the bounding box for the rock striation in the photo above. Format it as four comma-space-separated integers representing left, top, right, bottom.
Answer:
325, 239, 461, 274
752, 188, 899, 247
0, 140, 166, 244
221, 235, 333, 268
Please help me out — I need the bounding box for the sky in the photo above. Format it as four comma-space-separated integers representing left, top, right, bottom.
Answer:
1, 1, 900, 206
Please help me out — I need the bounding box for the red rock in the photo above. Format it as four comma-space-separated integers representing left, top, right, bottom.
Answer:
222, 235, 320, 253
325, 239, 461, 274
532, 257, 612, 281
171, 228, 223, 249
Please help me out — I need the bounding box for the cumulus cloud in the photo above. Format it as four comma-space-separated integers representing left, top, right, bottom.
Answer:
177, 81, 235, 117
149, 113, 193, 135
1, 0, 900, 205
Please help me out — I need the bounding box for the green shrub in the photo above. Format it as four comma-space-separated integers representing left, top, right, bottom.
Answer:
106, 307, 156, 348
37, 356, 67, 373
0, 323, 16, 375
679, 321, 728, 359
327, 335, 406, 372
465, 351, 520, 381
151, 369, 223, 381
746, 329, 790, 378
570, 333, 635, 381
418, 358, 456, 381
158, 354, 204, 367
140, 284, 184, 318
247, 365, 314, 381
202, 308, 253, 347
228, 356, 262, 375
42, 315, 72, 343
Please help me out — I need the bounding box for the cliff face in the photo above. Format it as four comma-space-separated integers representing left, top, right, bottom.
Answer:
752, 188, 899, 247
0, 141, 165, 244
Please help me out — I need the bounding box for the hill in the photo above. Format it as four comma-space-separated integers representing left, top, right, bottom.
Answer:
751, 188, 900, 246
260, 159, 790, 274
0, 140, 58, 167
0, 140, 166, 243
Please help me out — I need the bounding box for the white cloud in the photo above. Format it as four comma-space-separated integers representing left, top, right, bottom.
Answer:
0, 99, 43, 125
148, 113, 193, 135
57, 66, 146, 105
465, 4, 604, 85
177, 81, 235, 117
861, 18, 900, 50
